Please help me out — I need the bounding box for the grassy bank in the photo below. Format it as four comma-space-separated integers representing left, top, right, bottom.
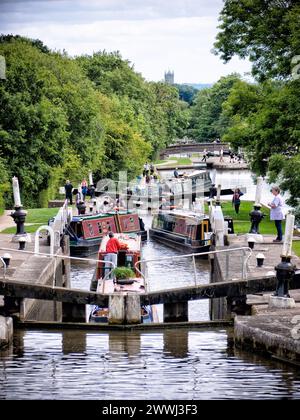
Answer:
292, 241, 300, 257
1, 207, 59, 234
154, 157, 192, 166
208, 200, 300, 257
205, 201, 281, 235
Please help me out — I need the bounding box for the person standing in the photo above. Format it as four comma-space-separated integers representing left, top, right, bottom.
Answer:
201, 149, 207, 162
75, 188, 86, 215
268, 186, 285, 242
104, 232, 121, 279
81, 178, 88, 201
64, 180, 73, 205
173, 168, 179, 178
219, 148, 224, 163
209, 184, 217, 199
150, 163, 155, 176
232, 188, 244, 214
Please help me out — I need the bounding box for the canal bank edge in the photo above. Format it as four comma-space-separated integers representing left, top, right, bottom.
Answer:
234, 310, 300, 366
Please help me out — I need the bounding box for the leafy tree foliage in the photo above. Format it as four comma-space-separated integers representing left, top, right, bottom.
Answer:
214, 0, 300, 81
174, 84, 198, 105
189, 74, 241, 142
0, 37, 187, 208
213, 1, 300, 216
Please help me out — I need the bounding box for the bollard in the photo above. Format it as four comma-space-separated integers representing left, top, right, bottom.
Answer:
18, 237, 26, 250
2, 253, 11, 267
10, 177, 31, 247
273, 213, 296, 298
249, 176, 265, 234
274, 256, 295, 298
256, 253, 265, 267
249, 205, 265, 234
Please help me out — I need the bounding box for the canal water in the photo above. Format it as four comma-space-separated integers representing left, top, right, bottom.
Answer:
0, 170, 299, 399
1, 228, 300, 399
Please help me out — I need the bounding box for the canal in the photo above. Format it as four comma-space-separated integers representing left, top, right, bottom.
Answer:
0, 170, 299, 399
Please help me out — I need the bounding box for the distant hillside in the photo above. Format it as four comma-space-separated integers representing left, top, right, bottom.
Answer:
183, 83, 213, 90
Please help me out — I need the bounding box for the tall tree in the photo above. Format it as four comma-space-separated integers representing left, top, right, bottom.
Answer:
213, 0, 300, 81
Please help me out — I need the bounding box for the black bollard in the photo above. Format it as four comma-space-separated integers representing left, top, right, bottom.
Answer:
10, 205, 27, 235
249, 205, 265, 234
274, 256, 296, 298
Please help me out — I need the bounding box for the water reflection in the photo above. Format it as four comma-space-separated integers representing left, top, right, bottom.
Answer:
1, 328, 300, 400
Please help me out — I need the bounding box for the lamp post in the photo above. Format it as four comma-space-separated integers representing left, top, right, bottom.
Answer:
10, 177, 31, 249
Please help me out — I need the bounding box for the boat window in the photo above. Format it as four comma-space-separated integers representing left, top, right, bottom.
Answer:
97, 222, 103, 235
87, 223, 94, 236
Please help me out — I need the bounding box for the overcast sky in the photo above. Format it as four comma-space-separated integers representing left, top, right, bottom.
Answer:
0, 0, 252, 83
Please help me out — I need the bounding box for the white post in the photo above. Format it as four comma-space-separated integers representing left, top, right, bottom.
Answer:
209, 201, 215, 231
12, 176, 21, 207
282, 213, 295, 257
255, 176, 263, 206
34, 225, 54, 256
89, 171, 93, 186
214, 205, 224, 246
216, 184, 221, 202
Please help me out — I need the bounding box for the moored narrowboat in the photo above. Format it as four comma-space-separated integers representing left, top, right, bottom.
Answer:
149, 210, 213, 254
67, 211, 147, 257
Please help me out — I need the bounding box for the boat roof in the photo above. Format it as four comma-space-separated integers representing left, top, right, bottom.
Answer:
186, 170, 210, 178
72, 210, 136, 222
155, 209, 209, 221
99, 233, 141, 253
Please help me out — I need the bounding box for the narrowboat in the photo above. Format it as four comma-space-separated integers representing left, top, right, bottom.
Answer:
149, 210, 213, 254
94, 170, 233, 210
66, 211, 147, 257
89, 233, 157, 324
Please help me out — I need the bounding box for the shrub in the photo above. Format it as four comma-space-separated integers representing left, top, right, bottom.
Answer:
112, 266, 135, 280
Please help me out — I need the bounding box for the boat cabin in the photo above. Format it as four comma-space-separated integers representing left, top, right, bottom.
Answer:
67, 210, 146, 257
150, 210, 212, 252
96, 233, 142, 284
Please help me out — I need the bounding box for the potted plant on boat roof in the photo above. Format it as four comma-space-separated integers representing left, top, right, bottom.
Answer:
112, 266, 136, 285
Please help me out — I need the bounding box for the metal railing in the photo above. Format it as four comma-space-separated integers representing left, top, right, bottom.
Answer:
50, 199, 71, 235
134, 247, 252, 291
0, 246, 115, 290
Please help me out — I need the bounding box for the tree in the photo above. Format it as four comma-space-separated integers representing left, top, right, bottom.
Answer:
189, 74, 241, 142
174, 84, 198, 105
213, 0, 300, 81
0, 37, 104, 206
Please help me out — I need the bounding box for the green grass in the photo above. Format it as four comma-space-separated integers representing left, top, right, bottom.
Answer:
0, 207, 59, 234
205, 201, 285, 235
24, 208, 59, 224
1, 224, 45, 234
292, 241, 300, 257
154, 157, 192, 166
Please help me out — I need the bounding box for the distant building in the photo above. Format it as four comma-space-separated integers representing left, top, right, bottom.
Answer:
164, 70, 174, 85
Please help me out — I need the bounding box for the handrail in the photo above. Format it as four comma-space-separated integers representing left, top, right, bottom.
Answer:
134, 247, 252, 286
0, 246, 115, 286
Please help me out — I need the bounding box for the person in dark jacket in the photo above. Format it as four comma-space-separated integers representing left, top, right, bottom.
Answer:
209, 184, 217, 199
64, 180, 73, 205
232, 188, 244, 214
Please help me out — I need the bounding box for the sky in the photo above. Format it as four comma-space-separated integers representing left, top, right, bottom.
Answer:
0, 0, 252, 83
